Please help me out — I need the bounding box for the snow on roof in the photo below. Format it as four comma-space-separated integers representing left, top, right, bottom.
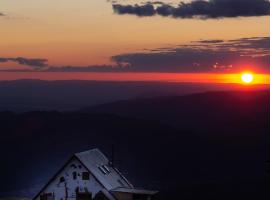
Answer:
75, 148, 133, 191
111, 188, 158, 195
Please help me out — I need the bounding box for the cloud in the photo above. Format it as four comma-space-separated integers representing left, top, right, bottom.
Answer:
196, 39, 224, 44
2, 37, 270, 73
45, 64, 132, 72
113, 3, 156, 16
113, 0, 270, 19
110, 37, 270, 72
0, 57, 48, 68
36, 37, 270, 73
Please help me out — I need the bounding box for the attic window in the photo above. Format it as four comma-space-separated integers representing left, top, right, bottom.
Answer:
73, 172, 77, 180
70, 164, 77, 169
59, 177, 65, 183
82, 172, 90, 180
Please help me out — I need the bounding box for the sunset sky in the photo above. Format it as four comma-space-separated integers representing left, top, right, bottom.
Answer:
1, 0, 270, 82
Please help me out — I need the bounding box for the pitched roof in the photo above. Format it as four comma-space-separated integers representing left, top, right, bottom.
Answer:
111, 188, 158, 195
75, 149, 133, 191
33, 148, 156, 200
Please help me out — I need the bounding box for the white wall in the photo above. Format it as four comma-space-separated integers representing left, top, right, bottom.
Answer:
35, 158, 104, 200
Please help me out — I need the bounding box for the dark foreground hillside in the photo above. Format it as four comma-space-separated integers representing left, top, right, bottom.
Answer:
87, 90, 270, 132
2, 91, 270, 199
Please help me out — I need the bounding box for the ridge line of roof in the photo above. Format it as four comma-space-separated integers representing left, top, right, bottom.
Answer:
75, 148, 109, 162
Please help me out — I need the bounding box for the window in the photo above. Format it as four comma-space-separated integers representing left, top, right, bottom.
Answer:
76, 192, 92, 200
40, 193, 53, 200
98, 165, 110, 175
82, 172, 90, 180
98, 166, 107, 174
102, 165, 110, 173
70, 164, 77, 169
73, 172, 77, 180
59, 176, 65, 183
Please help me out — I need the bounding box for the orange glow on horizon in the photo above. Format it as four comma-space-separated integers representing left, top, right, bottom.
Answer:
0, 72, 269, 85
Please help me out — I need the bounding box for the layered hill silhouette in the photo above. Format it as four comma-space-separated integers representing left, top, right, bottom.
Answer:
2, 91, 270, 199
85, 90, 270, 132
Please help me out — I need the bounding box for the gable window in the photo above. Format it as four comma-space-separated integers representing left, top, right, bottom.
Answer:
82, 172, 90, 180
70, 164, 77, 169
73, 172, 77, 180
59, 176, 65, 183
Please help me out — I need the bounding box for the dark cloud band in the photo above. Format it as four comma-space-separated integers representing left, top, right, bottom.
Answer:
113, 0, 270, 19
109, 37, 270, 72
1, 37, 270, 73
0, 57, 48, 67
45, 37, 270, 73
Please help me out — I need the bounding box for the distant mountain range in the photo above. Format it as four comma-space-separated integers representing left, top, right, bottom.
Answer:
85, 90, 270, 131
2, 90, 270, 199
0, 79, 269, 112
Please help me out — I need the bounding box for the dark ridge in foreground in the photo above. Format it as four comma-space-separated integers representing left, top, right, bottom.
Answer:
85, 90, 270, 131
2, 91, 270, 199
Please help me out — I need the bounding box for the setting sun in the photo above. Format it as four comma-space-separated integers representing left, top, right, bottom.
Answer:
241, 73, 254, 84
